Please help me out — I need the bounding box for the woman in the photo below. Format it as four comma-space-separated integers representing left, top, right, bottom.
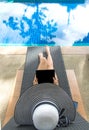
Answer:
33, 46, 59, 85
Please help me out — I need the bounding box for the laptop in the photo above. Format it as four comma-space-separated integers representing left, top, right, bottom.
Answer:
36, 69, 55, 84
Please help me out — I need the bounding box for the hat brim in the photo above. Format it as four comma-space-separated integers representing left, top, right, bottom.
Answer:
14, 83, 76, 125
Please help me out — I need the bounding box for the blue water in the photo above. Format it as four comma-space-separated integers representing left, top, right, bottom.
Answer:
0, 2, 89, 46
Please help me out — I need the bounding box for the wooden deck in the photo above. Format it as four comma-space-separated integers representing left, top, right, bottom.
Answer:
3, 69, 88, 127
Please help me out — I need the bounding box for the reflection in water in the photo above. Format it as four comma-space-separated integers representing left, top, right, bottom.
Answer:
3, 4, 58, 46
0, 2, 89, 46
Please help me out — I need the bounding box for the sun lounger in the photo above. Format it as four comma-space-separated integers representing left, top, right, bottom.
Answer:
2, 46, 89, 130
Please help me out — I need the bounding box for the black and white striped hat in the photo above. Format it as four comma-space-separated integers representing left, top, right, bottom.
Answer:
14, 83, 76, 130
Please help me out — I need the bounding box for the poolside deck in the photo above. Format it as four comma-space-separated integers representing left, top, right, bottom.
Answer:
0, 46, 89, 55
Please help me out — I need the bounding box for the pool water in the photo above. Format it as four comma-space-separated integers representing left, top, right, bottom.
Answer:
0, 1, 89, 46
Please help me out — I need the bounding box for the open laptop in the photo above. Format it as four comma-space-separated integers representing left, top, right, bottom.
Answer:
36, 69, 55, 84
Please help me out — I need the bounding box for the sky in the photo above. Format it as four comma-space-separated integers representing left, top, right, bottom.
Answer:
0, 0, 89, 46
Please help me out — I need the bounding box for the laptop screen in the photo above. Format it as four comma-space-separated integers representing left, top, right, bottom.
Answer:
36, 69, 55, 84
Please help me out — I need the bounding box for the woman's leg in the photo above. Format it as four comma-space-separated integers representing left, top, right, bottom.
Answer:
37, 53, 48, 70
46, 46, 54, 69
46, 46, 59, 85
33, 53, 48, 85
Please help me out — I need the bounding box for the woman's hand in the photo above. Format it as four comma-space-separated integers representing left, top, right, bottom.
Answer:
33, 77, 38, 85
53, 76, 59, 85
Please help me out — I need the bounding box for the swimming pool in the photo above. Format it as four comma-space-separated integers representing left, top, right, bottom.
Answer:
0, 1, 89, 46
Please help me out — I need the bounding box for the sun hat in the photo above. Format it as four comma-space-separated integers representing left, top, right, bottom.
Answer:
32, 103, 59, 130
14, 83, 76, 129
